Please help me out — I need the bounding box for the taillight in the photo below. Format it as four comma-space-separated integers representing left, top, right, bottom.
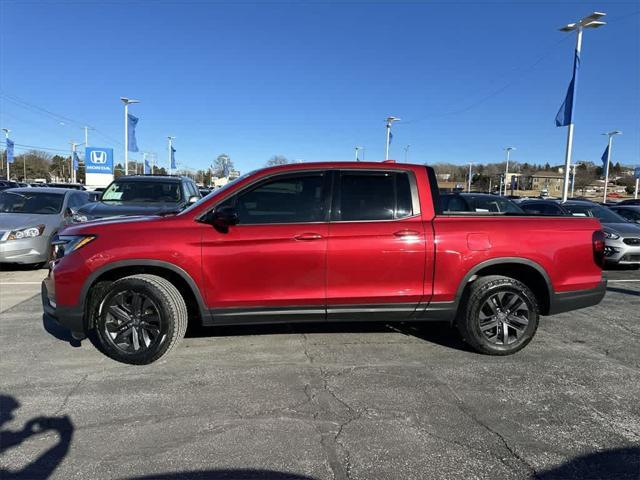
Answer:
593, 230, 606, 268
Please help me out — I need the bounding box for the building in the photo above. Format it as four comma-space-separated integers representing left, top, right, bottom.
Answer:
528, 171, 564, 196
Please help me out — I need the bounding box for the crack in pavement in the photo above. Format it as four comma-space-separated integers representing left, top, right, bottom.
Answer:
54, 373, 89, 415
424, 367, 538, 478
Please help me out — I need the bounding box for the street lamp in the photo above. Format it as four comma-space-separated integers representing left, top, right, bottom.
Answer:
558, 12, 607, 202
2, 128, 10, 180
121, 97, 140, 176
385, 116, 400, 160
354, 146, 363, 162
601, 130, 621, 203
467, 162, 473, 193
503, 147, 515, 196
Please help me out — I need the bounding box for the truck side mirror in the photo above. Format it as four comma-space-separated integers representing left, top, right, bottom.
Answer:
200, 206, 239, 229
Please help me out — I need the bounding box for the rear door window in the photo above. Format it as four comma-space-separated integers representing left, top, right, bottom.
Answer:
334, 171, 415, 221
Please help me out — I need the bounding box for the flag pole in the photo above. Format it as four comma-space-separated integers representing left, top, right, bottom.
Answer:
602, 135, 612, 203
561, 26, 582, 203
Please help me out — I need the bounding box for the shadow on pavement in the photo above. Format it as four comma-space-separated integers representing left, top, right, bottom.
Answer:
42, 314, 82, 347
606, 286, 640, 297
535, 447, 640, 480
128, 471, 317, 480
0, 394, 74, 479
186, 320, 472, 352
0, 263, 46, 272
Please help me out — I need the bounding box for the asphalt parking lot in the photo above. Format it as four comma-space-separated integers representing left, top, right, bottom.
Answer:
1, 266, 639, 480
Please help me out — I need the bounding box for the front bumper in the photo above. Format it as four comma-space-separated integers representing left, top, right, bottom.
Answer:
42, 277, 85, 333
547, 280, 607, 315
604, 238, 640, 265
0, 236, 49, 264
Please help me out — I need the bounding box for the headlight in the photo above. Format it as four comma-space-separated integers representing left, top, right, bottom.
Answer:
7, 225, 45, 240
51, 235, 96, 259
603, 231, 620, 240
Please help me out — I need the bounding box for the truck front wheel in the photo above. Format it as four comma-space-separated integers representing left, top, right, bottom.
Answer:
456, 275, 539, 355
93, 274, 188, 365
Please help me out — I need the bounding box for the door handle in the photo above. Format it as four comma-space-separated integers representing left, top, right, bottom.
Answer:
393, 230, 421, 237
294, 233, 323, 241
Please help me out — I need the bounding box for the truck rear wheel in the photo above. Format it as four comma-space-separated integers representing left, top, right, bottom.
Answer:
456, 275, 539, 355
94, 274, 188, 365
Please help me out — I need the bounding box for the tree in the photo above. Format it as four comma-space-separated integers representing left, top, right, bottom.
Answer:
13, 150, 52, 181
266, 155, 289, 167
212, 154, 234, 177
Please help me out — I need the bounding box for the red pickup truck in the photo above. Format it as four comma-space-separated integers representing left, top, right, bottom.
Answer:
43, 162, 607, 364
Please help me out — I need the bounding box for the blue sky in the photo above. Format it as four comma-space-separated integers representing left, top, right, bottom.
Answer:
1, 0, 638, 173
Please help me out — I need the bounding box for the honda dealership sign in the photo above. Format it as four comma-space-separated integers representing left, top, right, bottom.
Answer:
85, 147, 114, 188
85, 147, 114, 173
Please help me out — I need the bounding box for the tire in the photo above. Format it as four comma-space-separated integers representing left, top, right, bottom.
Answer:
456, 275, 539, 355
93, 274, 188, 365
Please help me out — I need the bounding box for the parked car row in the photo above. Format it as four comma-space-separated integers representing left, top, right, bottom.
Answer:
1, 175, 200, 266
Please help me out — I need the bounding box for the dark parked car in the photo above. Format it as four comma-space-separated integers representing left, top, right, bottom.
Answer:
617, 199, 640, 206
519, 200, 569, 216
47, 183, 87, 190
0, 180, 19, 191
440, 193, 523, 213
609, 205, 640, 225
74, 175, 201, 222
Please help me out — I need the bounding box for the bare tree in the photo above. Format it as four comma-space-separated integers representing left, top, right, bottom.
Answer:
266, 155, 289, 167
212, 154, 234, 177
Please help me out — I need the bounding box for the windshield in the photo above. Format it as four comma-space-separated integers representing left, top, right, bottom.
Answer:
441, 194, 523, 213
563, 203, 628, 223
0, 191, 64, 214
101, 181, 182, 203
179, 171, 255, 215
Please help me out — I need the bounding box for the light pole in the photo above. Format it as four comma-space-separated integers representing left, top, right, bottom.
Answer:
354, 146, 363, 162
167, 136, 175, 175
503, 147, 515, 196
404, 144, 411, 163
121, 97, 140, 176
570, 163, 578, 198
2, 128, 10, 180
83, 126, 94, 148
601, 131, 621, 203
385, 116, 400, 160
467, 163, 473, 193
558, 12, 607, 202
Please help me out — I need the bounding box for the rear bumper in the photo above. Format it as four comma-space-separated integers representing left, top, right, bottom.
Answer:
42, 280, 84, 333
547, 280, 607, 315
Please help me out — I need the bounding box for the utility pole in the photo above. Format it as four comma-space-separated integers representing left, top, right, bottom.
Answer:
570, 163, 577, 198
2, 128, 10, 180
467, 163, 473, 193
385, 116, 400, 160
167, 136, 175, 175
558, 12, 607, 202
83, 126, 94, 148
503, 147, 515, 196
121, 97, 140, 176
70, 142, 79, 184
602, 131, 621, 203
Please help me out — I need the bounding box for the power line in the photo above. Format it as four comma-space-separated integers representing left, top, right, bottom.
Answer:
403, 34, 573, 125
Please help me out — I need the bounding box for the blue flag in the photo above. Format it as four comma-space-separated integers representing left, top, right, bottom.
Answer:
127, 113, 139, 152
6, 138, 14, 164
144, 156, 151, 174
601, 144, 609, 171
555, 49, 580, 127
72, 151, 80, 170
170, 146, 176, 170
